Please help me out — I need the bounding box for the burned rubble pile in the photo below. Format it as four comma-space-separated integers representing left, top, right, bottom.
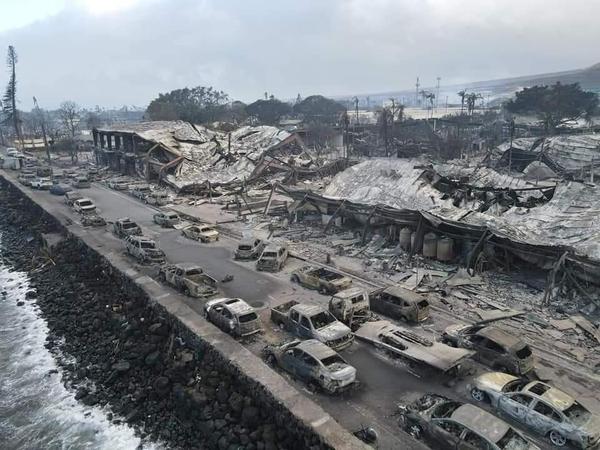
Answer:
0, 182, 326, 450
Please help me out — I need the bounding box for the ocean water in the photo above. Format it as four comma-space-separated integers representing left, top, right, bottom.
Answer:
0, 261, 155, 450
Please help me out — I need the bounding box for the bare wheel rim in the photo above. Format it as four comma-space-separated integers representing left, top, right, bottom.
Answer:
471, 388, 485, 402
549, 430, 566, 446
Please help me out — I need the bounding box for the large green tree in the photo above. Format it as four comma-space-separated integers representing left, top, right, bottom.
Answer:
146, 86, 229, 123
505, 82, 599, 130
293, 95, 345, 124
245, 98, 291, 125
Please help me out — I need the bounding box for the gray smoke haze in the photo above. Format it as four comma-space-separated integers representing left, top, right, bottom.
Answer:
1, 0, 598, 109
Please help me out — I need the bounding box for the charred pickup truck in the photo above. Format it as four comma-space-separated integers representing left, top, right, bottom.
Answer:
270, 301, 354, 351
442, 315, 534, 376
204, 297, 262, 337
328, 288, 371, 330
263, 339, 358, 394
291, 265, 352, 294
113, 217, 142, 238
369, 285, 430, 323
158, 263, 217, 298
355, 320, 474, 374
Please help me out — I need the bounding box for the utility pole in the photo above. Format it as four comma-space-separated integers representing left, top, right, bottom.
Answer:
508, 117, 515, 173
33, 96, 50, 165
415, 77, 420, 106
436, 77, 441, 111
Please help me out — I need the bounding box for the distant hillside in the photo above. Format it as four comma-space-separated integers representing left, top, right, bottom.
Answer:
341, 62, 600, 107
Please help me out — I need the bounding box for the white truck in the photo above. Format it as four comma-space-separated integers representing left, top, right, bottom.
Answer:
158, 263, 217, 298
270, 301, 354, 351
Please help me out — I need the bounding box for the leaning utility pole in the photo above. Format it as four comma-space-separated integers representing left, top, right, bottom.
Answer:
33, 96, 50, 164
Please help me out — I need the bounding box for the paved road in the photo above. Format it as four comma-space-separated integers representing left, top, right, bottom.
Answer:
15, 177, 556, 450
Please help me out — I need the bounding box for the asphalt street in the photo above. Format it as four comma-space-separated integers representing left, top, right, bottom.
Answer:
14, 177, 557, 450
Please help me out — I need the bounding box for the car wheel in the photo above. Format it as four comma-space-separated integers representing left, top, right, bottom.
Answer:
319, 286, 328, 295
470, 387, 487, 403
307, 381, 319, 394
291, 274, 299, 283
183, 287, 191, 296
265, 353, 276, 366
549, 430, 567, 447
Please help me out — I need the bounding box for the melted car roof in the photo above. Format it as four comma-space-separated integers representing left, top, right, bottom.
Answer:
452, 404, 509, 443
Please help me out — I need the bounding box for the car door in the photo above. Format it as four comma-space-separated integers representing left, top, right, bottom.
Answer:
298, 315, 314, 339
174, 268, 184, 287
280, 348, 299, 375
292, 349, 315, 381
479, 338, 507, 368
498, 393, 534, 423
526, 399, 563, 436
429, 419, 464, 449
458, 430, 493, 450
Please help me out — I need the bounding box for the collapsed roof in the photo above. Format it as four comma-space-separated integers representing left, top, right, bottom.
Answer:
492, 134, 600, 176
319, 158, 600, 266
98, 121, 304, 190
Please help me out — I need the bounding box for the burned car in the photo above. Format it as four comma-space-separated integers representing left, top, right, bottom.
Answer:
153, 211, 180, 228
256, 244, 288, 272
470, 372, 600, 448
369, 285, 430, 323
124, 235, 166, 264
204, 297, 262, 337
234, 237, 266, 260
328, 288, 371, 330
399, 394, 539, 450
64, 191, 83, 206
72, 198, 97, 215
263, 339, 358, 394
442, 318, 534, 375
182, 224, 219, 242
81, 214, 106, 227
113, 217, 142, 238
158, 263, 217, 298
270, 301, 354, 351
291, 265, 352, 294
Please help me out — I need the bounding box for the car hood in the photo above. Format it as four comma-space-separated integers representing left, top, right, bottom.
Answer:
328, 364, 357, 382
443, 323, 469, 337
332, 278, 352, 286
316, 322, 351, 341
474, 372, 519, 393
201, 230, 218, 236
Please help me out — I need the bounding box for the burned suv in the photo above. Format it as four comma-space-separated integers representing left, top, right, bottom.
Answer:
442, 318, 533, 375
124, 235, 166, 264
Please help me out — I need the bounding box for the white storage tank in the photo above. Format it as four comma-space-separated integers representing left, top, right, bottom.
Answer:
437, 237, 454, 261
399, 227, 412, 251
422, 232, 438, 258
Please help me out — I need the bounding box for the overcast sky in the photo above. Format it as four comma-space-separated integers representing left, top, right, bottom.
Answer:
1, 0, 598, 109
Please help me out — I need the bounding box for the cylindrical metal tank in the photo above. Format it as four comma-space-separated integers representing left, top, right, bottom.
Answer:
399, 227, 412, 251
437, 237, 454, 261
422, 232, 438, 258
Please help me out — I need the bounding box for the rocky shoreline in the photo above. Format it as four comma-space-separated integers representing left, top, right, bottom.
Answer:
0, 181, 326, 450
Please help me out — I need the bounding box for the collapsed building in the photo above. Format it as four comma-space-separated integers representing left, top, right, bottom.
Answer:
280, 145, 600, 301
93, 121, 351, 194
